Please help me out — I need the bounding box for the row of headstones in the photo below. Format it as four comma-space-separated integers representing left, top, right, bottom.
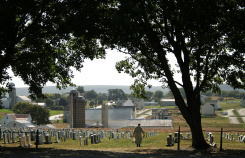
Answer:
1, 131, 33, 147
108, 130, 158, 141
222, 132, 245, 143
1, 128, 159, 147
166, 132, 191, 146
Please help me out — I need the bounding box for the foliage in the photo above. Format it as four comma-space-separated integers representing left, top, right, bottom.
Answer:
153, 90, 163, 102
59, 98, 68, 107
12, 102, 30, 114
23, 104, 50, 125
89, 101, 94, 108
85, 90, 98, 101
76, 86, 85, 94
0, 0, 105, 100
108, 89, 127, 101
145, 91, 153, 101
44, 98, 55, 107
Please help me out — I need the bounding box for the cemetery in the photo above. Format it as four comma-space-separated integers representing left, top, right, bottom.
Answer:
1, 97, 245, 157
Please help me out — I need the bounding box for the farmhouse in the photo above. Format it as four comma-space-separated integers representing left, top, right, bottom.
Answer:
1, 113, 36, 128
152, 108, 172, 119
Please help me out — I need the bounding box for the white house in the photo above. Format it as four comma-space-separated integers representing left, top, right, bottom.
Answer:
1, 113, 36, 128
123, 99, 135, 107
206, 100, 221, 110
132, 98, 145, 109
16, 95, 32, 103
201, 103, 215, 115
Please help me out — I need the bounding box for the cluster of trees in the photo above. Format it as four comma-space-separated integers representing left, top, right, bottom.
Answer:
33, 93, 68, 110
1, 0, 244, 149
12, 102, 50, 125
202, 90, 245, 99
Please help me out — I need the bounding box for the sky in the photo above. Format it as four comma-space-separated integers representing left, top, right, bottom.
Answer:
9, 49, 167, 88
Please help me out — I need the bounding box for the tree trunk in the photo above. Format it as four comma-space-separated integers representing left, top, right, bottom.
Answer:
188, 115, 209, 149
181, 101, 210, 149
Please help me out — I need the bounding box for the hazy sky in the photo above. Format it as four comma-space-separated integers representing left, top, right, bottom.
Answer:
9, 49, 167, 87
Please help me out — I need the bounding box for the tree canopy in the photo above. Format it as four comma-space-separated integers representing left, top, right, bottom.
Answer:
0, 0, 105, 100
108, 89, 127, 101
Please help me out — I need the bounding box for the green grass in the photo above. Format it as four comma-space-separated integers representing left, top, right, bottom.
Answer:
49, 110, 63, 116
1, 130, 245, 152
220, 99, 242, 111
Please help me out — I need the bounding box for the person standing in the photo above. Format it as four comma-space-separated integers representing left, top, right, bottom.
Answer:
133, 123, 145, 147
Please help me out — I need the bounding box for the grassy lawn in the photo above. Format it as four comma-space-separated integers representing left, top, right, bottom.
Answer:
49, 110, 63, 116
0, 109, 12, 122
220, 99, 242, 111
1, 130, 245, 153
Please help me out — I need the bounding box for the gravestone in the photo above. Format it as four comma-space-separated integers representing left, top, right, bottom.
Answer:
44, 134, 52, 144
3, 133, 7, 144
242, 136, 245, 143
27, 134, 32, 147
79, 136, 82, 146
54, 133, 59, 143
230, 134, 234, 141
19, 136, 23, 147
84, 137, 88, 145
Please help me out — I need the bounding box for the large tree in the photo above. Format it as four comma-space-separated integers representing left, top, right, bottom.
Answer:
95, 0, 245, 149
0, 0, 105, 100
108, 89, 127, 101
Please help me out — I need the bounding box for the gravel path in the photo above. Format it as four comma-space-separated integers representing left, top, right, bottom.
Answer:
229, 117, 240, 124
137, 109, 152, 119
49, 114, 63, 121
237, 109, 245, 116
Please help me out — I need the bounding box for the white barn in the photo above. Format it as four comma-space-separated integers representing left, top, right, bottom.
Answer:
201, 103, 215, 115
161, 99, 176, 106
1, 114, 36, 128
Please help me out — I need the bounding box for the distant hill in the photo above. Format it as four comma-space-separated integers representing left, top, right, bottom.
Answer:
15, 85, 170, 96
14, 84, 245, 96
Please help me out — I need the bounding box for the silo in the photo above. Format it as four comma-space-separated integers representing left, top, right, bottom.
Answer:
102, 104, 108, 128
74, 96, 86, 128
9, 82, 16, 109
69, 90, 78, 128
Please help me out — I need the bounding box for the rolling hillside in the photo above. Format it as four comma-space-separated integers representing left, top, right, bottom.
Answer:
15, 85, 170, 96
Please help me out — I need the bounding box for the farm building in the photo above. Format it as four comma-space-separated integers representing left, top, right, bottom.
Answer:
152, 108, 172, 119
127, 119, 173, 129
160, 99, 176, 106
1, 113, 36, 128
201, 103, 215, 115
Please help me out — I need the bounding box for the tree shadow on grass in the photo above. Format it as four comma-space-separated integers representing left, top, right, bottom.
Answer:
1, 147, 245, 158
